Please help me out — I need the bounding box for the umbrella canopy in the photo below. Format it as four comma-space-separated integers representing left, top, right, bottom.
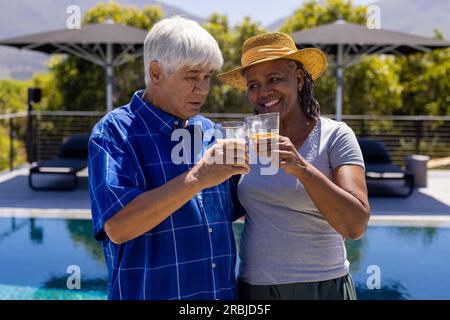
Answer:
291, 20, 450, 120
0, 21, 149, 112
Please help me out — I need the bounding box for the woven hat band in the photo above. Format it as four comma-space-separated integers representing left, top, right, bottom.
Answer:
241, 45, 297, 67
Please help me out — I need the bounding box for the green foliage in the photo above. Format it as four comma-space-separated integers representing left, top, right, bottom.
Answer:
203, 14, 266, 113
343, 56, 403, 115
0, 79, 28, 171
30, 67, 63, 111
398, 47, 450, 116
0, 61, 63, 113
0, 78, 30, 113
279, 0, 450, 116
312, 68, 336, 115
0, 125, 27, 172
1, 0, 449, 116
1, 0, 449, 171
279, 0, 367, 33
278, 0, 404, 116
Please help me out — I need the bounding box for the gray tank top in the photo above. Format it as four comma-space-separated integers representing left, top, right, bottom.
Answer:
237, 117, 365, 284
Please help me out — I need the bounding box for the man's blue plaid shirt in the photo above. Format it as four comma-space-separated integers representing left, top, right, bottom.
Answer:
88, 90, 244, 300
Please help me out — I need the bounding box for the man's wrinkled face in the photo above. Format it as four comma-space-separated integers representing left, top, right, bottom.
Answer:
159, 65, 214, 120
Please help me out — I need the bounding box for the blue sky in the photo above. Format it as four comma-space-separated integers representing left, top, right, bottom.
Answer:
161, 0, 375, 25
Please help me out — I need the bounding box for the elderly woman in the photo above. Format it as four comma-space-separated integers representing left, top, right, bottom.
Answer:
218, 32, 370, 300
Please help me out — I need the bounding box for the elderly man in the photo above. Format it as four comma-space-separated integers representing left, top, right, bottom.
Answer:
88, 16, 249, 300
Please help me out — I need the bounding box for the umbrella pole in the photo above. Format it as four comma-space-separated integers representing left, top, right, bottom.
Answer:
336, 44, 344, 122
106, 43, 113, 113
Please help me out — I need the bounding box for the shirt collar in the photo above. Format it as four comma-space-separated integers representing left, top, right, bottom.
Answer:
131, 90, 198, 135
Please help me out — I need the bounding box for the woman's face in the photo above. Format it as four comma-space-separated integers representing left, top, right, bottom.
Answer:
243, 59, 304, 118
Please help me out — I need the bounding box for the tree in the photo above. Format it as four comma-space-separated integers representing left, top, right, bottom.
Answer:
51, 2, 164, 111
343, 55, 403, 116
279, 0, 367, 33
30, 58, 64, 111
279, 0, 405, 116
397, 31, 450, 116
0, 79, 26, 170
0, 78, 30, 113
0, 79, 29, 171
203, 14, 266, 113
0, 125, 27, 172
280, 0, 450, 117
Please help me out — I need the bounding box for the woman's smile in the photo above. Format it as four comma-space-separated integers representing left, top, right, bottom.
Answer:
260, 98, 282, 113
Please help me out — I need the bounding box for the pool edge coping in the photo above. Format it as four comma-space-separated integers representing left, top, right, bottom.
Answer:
1, 208, 450, 227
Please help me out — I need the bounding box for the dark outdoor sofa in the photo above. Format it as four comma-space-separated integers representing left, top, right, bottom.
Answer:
28, 135, 89, 191
358, 138, 414, 197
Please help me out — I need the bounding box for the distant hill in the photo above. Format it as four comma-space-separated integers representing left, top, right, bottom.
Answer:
266, 0, 450, 39
2, 0, 450, 80
266, 17, 284, 32
373, 0, 450, 38
0, 0, 205, 79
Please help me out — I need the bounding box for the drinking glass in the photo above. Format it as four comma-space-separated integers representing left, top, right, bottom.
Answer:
245, 112, 280, 141
215, 121, 246, 142
245, 112, 280, 174
214, 121, 246, 165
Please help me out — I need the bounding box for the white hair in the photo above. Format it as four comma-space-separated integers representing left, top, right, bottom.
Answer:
143, 16, 223, 87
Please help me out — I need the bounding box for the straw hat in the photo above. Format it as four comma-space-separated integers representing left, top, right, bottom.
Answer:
217, 32, 327, 90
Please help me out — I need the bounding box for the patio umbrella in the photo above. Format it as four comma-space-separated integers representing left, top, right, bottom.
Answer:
290, 20, 450, 121
0, 20, 148, 112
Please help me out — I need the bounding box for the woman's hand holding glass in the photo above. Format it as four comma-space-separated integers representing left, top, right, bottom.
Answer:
273, 135, 309, 178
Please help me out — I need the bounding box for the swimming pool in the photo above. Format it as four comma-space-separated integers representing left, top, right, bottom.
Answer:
0, 217, 106, 299
0, 217, 449, 300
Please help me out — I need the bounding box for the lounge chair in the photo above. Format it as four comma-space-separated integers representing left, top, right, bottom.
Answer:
28, 135, 89, 191
358, 138, 414, 197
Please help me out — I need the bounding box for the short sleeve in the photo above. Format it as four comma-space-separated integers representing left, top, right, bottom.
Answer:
328, 123, 365, 170
88, 134, 142, 241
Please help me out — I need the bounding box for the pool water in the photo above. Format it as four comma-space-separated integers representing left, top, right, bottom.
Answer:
0, 218, 449, 300
0, 218, 107, 299
346, 226, 450, 300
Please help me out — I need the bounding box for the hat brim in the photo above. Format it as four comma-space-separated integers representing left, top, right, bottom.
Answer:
217, 48, 327, 91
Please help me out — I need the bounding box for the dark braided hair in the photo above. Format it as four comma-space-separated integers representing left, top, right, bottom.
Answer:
288, 60, 321, 119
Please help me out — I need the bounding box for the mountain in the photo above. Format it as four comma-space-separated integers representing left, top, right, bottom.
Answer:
2, 0, 450, 80
0, 0, 204, 39
373, 0, 450, 38
0, 0, 205, 79
266, 0, 450, 39
266, 17, 285, 32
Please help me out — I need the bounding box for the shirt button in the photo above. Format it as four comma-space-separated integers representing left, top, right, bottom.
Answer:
208, 228, 213, 233
174, 120, 179, 125
211, 263, 216, 268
